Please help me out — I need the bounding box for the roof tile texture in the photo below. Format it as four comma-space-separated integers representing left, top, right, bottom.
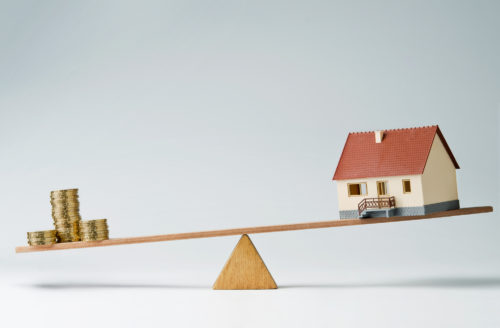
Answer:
332, 125, 459, 180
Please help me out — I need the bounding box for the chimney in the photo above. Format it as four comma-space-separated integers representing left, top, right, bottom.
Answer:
375, 130, 384, 143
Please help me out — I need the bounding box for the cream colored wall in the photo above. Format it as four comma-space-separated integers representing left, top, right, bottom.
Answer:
421, 135, 458, 205
336, 174, 424, 211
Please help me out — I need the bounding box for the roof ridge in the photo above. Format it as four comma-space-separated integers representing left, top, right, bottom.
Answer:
348, 125, 438, 135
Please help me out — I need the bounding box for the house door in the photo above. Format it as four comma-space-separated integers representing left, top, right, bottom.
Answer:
376, 181, 387, 197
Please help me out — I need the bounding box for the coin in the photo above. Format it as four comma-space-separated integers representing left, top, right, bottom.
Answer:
27, 230, 57, 245
26, 189, 112, 245
50, 188, 78, 196
79, 219, 109, 241
50, 189, 82, 242
27, 230, 57, 237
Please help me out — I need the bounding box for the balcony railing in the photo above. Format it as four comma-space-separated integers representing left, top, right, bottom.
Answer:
358, 196, 396, 216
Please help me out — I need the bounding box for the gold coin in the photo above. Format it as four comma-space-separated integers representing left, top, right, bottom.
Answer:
51, 203, 80, 211
54, 219, 79, 224
52, 213, 80, 217
53, 227, 79, 232
80, 220, 107, 228
80, 230, 107, 234
81, 236, 108, 240
50, 195, 79, 201
52, 206, 80, 210
80, 221, 108, 228
80, 223, 107, 227
28, 240, 56, 246
80, 232, 108, 235
80, 219, 107, 224
55, 231, 79, 236
56, 239, 78, 243
50, 194, 78, 199
29, 237, 57, 241
52, 214, 81, 219
51, 205, 80, 211
50, 199, 80, 204
80, 228, 108, 233
27, 233, 57, 239
28, 240, 57, 245
81, 233, 107, 236
56, 233, 79, 238
81, 231, 108, 236
87, 219, 107, 224
56, 236, 78, 240
57, 237, 80, 243
27, 230, 57, 237
80, 226, 107, 230
79, 226, 107, 230
28, 239, 57, 245
52, 216, 81, 223
38, 188, 86, 243
50, 195, 79, 200
51, 207, 80, 212
81, 236, 108, 241
54, 225, 79, 231
53, 220, 80, 226
52, 216, 81, 221
55, 228, 79, 233
28, 239, 57, 243
50, 190, 78, 195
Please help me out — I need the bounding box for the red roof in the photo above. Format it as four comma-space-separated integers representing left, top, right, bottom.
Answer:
332, 125, 459, 180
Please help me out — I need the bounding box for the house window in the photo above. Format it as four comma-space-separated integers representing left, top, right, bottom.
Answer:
376, 181, 387, 196
402, 179, 412, 193
348, 182, 367, 196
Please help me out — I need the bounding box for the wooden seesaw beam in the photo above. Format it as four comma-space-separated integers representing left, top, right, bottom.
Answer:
15, 206, 493, 254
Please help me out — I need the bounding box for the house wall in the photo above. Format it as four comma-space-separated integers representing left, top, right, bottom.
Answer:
421, 135, 459, 205
336, 174, 424, 213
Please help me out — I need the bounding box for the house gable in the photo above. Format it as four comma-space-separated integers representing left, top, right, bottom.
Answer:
421, 135, 459, 205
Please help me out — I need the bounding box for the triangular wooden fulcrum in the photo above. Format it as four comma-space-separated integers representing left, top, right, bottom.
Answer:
213, 234, 277, 290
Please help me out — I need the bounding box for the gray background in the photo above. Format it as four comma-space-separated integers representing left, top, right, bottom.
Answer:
0, 1, 499, 327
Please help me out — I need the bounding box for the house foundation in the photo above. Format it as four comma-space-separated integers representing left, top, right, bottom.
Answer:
340, 199, 460, 219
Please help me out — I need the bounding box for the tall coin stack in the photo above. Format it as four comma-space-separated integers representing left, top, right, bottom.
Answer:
51, 189, 82, 242
79, 219, 109, 241
27, 230, 57, 245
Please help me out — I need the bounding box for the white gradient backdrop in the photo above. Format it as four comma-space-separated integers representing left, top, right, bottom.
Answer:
1, 1, 499, 327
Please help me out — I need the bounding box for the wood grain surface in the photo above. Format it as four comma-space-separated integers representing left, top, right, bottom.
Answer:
15, 206, 493, 253
213, 234, 277, 290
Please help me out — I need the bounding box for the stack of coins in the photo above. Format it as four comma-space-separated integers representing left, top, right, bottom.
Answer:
27, 230, 57, 245
51, 189, 82, 242
79, 219, 109, 241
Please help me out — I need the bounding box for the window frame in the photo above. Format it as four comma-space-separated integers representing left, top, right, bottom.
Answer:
347, 182, 368, 197
402, 179, 412, 194
376, 180, 388, 196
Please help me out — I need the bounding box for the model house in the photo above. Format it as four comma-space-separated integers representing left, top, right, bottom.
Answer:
332, 125, 460, 219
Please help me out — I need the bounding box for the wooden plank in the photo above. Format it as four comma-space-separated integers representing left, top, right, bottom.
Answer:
15, 206, 493, 253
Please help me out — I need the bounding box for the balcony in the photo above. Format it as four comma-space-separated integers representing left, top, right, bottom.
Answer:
358, 196, 396, 218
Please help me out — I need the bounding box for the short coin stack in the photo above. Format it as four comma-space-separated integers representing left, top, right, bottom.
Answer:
79, 219, 109, 241
51, 189, 82, 242
27, 230, 57, 245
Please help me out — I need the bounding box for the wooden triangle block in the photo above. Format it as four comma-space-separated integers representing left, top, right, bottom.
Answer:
213, 234, 277, 290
